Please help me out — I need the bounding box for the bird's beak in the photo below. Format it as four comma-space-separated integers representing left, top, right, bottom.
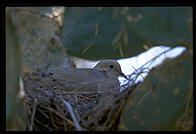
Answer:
120, 72, 128, 80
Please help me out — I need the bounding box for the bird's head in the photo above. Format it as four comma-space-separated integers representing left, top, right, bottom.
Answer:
93, 59, 127, 79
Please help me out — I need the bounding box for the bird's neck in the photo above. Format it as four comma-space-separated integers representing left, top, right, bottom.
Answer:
95, 69, 118, 79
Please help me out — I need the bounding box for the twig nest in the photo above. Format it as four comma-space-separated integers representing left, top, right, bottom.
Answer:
23, 59, 135, 131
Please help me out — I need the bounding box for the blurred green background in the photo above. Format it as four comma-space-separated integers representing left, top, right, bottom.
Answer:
6, 7, 193, 130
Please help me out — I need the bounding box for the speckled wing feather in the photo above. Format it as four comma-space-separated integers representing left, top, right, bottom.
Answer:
23, 68, 120, 95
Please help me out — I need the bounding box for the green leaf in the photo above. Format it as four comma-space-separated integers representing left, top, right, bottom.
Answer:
119, 49, 193, 130
62, 7, 192, 60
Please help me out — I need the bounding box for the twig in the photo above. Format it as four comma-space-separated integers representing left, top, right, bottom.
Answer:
137, 47, 172, 71
29, 98, 37, 131
132, 66, 145, 80
61, 98, 83, 131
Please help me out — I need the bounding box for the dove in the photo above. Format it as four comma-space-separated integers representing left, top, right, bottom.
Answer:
23, 59, 127, 131
23, 59, 127, 94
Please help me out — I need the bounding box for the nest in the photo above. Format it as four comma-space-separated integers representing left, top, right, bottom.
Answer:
23, 71, 141, 131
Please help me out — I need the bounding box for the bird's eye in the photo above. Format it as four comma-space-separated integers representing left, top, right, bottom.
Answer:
109, 64, 114, 69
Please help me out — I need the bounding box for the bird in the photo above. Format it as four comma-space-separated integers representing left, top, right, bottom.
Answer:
23, 59, 127, 94
22, 59, 128, 131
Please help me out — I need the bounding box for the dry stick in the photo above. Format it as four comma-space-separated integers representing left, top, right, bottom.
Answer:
132, 66, 145, 80
61, 98, 83, 131
74, 108, 88, 128
34, 118, 51, 130
29, 98, 37, 131
130, 49, 174, 106
137, 47, 172, 71
121, 70, 143, 89
42, 104, 76, 126
36, 106, 50, 119
122, 48, 173, 89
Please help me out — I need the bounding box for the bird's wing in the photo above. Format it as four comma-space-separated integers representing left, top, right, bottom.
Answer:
23, 68, 120, 95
